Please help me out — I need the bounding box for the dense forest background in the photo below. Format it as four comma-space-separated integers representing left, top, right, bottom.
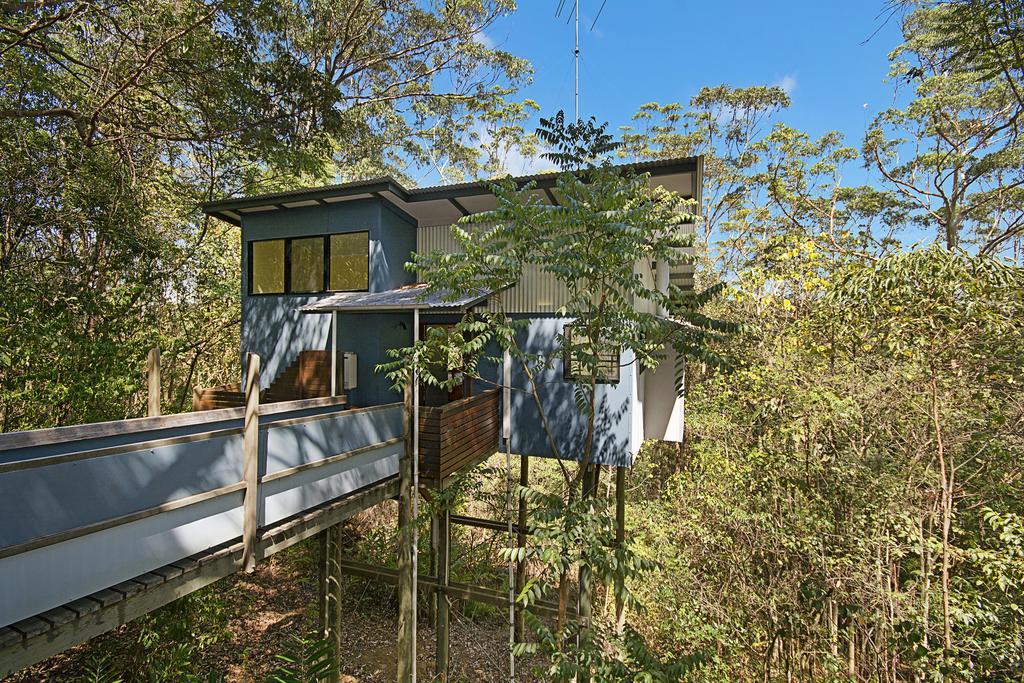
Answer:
1, 0, 1022, 681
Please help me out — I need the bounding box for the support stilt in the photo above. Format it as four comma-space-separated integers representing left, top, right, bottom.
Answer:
614, 466, 627, 633
514, 455, 529, 643
428, 514, 439, 625
325, 525, 344, 683
434, 502, 450, 680
317, 531, 329, 638
397, 383, 415, 683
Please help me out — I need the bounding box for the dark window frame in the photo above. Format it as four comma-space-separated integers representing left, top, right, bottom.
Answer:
562, 322, 621, 384
247, 230, 370, 296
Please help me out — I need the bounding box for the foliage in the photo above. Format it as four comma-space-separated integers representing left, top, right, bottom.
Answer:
266, 635, 338, 683
130, 589, 232, 682
864, 2, 1024, 252
0, 0, 531, 431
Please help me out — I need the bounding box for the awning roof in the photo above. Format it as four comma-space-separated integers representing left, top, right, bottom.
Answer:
201, 156, 701, 227
299, 283, 495, 313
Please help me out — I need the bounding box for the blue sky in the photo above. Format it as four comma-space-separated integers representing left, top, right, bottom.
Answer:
458, 1, 908, 180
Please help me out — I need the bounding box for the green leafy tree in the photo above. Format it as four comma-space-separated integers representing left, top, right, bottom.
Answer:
381, 111, 733, 680
864, 2, 1024, 253
0, 0, 531, 430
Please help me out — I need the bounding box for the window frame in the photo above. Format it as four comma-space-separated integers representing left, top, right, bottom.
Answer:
562, 322, 621, 384
247, 230, 370, 296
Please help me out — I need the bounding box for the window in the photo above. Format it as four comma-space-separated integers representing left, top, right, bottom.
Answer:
290, 237, 324, 293
250, 239, 285, 294
563, 323, 620, 383
248, 231, 369, 295
330, 232, 369, 291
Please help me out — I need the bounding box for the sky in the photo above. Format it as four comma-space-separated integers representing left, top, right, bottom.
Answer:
427, 0, 909, 184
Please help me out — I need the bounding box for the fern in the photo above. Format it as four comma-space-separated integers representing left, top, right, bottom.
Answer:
267, 635, 337, 683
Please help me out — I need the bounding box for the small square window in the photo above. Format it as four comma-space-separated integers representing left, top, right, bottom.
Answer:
563, 323, 620, 384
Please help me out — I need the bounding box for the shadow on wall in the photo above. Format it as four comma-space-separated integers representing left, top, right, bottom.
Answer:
242, 295, 332, 388
476, 316, 633, 468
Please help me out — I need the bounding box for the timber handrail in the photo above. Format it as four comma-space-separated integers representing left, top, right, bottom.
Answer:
421, 387, 501, 419
0, 395, 352, 452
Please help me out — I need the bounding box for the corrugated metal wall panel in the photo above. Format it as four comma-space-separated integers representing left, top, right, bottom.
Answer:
418, 225, 571, 313
417, 221, 695, 313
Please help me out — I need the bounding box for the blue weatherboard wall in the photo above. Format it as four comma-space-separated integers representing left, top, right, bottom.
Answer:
240, 199, 417, 386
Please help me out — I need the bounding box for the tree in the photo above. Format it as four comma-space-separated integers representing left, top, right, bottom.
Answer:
0, 0, 531, 430
864, 2, 1024, 253
381, 111, 733, 680
619, 86, 791, 278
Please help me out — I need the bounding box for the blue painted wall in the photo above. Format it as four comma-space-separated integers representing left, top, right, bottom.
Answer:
502, 315, 635, 468
239, 199, 417, 387
421, 313, 636, 467
334, 312, 413, 408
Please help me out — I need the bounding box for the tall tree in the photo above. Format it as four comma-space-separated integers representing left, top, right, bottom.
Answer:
619, 86, 791, 278
864, 2, 1024, 253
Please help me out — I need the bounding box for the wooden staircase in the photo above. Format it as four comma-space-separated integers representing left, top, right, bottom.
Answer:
192, 350, 333, 411
263, 350, 332, 402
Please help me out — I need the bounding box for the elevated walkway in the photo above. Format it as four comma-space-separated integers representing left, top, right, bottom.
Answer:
0, 394, 405, 674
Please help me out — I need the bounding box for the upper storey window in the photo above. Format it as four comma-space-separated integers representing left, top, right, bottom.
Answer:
250, 240, 285, 294
330, 232, 369, 292
248, 231, 369, 295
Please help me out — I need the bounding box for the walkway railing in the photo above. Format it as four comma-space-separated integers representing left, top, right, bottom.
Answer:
0, 355, 403, 629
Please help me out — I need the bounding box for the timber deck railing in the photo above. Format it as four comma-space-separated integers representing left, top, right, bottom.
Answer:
418, 388, 500, 484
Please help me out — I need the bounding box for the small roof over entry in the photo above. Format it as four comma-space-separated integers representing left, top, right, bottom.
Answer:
299, 283, 495, 313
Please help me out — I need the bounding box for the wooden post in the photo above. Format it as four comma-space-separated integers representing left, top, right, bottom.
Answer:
397, 383, 415, 683
241, 353, 260, 572
325, 524, 344, 683
434, 503, 450, 680
614, 465, 627, 633
578, 463, 594, 649
428, 515, 438, 625
146, 347, 161, 417
514, 454, 529, 643
318, 531, 329, 638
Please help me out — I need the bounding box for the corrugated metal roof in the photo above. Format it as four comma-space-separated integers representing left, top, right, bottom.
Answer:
200, 156, 700, 222
298, 283, 496, 313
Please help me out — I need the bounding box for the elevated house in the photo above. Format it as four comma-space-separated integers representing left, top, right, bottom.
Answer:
199, 155, 701, 471
0, 156, 700, 676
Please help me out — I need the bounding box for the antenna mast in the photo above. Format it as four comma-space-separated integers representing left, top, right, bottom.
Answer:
574, 0, 579, 122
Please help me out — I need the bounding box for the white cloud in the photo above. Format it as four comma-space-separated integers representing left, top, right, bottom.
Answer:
503, 142, 549, 176
776, 74, 798, 95
473, 30, 494, 50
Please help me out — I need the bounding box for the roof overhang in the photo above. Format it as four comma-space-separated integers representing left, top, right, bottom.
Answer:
202, 156, 701, 227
